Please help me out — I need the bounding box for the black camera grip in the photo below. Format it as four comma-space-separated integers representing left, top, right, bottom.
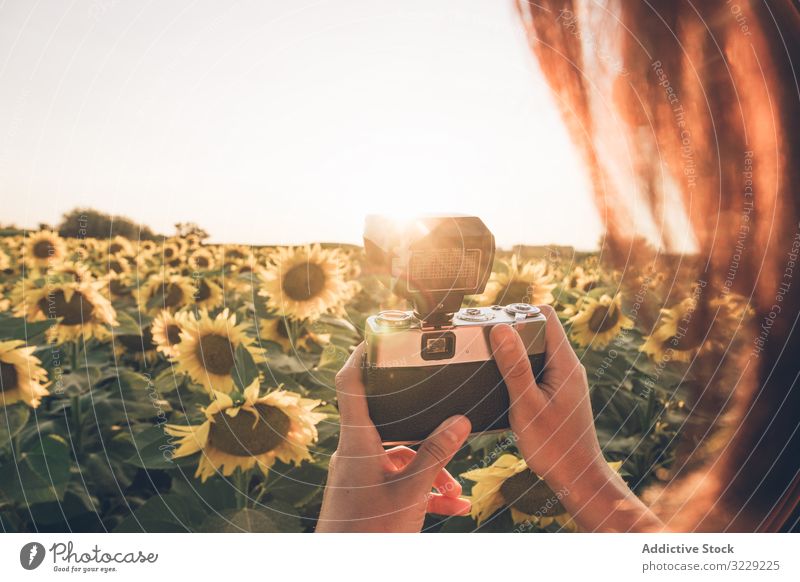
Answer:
364, 353, 545, 443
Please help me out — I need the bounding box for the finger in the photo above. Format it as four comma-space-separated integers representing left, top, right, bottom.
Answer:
385, 446, 415, 470
490, 324, 546, 411
386, 447, 463, 497
426, 493, 471, 516
432, 467, 463, 498
335, 343, 369, 425
403, 415, 470, 488
334, 343, 379, 444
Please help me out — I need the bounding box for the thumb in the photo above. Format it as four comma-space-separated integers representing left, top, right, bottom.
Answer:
403, 415, 470, 489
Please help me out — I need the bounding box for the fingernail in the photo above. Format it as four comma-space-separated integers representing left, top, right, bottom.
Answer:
442, 415, 471, 443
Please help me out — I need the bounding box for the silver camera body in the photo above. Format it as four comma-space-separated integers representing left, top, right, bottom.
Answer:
362, 215, 546, 444
364, 303, 546, 444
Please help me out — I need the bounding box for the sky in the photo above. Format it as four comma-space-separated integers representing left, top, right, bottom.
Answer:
0, 0, 603, 249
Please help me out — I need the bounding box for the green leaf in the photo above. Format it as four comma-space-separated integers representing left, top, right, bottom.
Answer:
153, 367, 181, 394
317, 343, 350, 370
124, 425, 194, 470
114, 493, 205, 532
112, 311, 142, 336
113, 369, 153, 398
266, 463, 328, 507
233, 344, 259, 391
0, 314, 55, 344
0, 435, 72, 504
0, 404, 30, 449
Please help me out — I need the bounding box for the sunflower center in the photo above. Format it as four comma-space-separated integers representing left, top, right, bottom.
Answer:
33, 239, 55, 259
497, 281, 532, 304
282, 262, 326, 301
582, 279, 599, 292
196, 334, 235, 376
162, 283, 184, 308
118, 326, 154, 351
0, 361, 19, 393
195, 280, 211, 302
166, 324, 182, 346
109, 279, 130, 296
588, 304, 620, 333
208, 403, 291, 456
109, 259, 126, 274
195, 256, 210, 269
38, 290, 92, 326
499, 469, 565, 517
109, 242, 124, 254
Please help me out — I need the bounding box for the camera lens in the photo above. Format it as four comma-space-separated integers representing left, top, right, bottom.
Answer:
376, 310, 414, 328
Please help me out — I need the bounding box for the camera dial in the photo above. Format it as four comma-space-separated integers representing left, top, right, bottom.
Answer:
504, 303, 542, 317
456, 307, 495, 322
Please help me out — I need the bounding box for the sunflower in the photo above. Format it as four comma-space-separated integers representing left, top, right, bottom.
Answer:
19, 280, 118, 344
138, 273, 196, 314
24, 231, 67, 268
184, 233, 203, 249
0, 340, 50, 408
159, 240, 184, 269
138, 240, 157, 254
0, 288, 10, 312
105, 253, 134, 276
114, 325, 156, 363
258, 317, 330, 353
106, 236, 135, 256
477, 256, 556, 306
46, 260, 93, 284
563, 265, 603, 293
258, 244, 350, 321
165, 380, 325, 482
67, 239, 94, 263
0, 247, 11, 271
462, 454, 622, 530
639, 296, 739, 363
151, 310, 187, 358
567, 292, 633, 349
192, 276, 224, 310
174, 308, 265, 394
188, 248, 217, 271
102, 272, 135, 301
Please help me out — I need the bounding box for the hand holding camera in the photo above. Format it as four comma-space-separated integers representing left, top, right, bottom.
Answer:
317, 215, 663, 532
316, 342, 472, 533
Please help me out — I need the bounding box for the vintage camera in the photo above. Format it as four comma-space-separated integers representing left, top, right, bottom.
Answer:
362, 215, 546, 444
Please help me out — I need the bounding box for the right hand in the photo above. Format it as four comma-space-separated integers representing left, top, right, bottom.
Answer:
489, 305, 605, 487
489, 305, 664, 531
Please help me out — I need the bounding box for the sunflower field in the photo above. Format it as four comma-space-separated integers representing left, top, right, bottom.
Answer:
0, 228, 738, 533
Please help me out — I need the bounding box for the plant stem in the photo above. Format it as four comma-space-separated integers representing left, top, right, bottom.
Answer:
288, 318, 300, 350
71, 394, 82, 455
70, 342, 78, 372
70, 342, 82, 454
235, 469, 250, 509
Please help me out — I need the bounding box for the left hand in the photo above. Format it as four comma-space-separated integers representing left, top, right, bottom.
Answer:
316, 343, 472, 532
